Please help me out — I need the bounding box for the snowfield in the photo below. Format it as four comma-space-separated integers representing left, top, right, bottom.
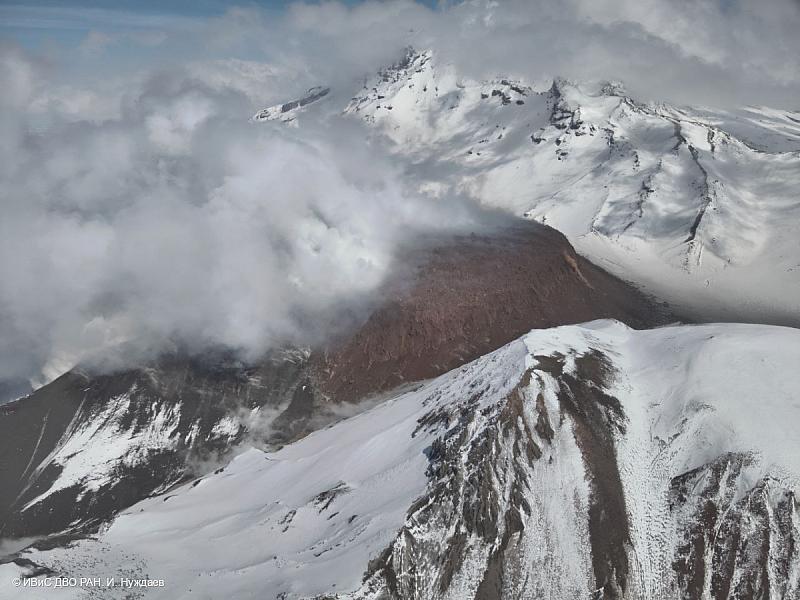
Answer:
5, 320, 799, 598
343, 49, 800, 327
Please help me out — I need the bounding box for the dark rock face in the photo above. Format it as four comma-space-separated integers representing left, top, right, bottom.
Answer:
0, 351, 311, 539
670, 454, 799, 600
252, 86, 330, 121
0, 221, 673, 544
548, 351, 631, 599
279, 86, 330, 113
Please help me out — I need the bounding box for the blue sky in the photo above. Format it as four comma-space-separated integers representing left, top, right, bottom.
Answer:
0, 1, 437, 49
0, 0, 435, 77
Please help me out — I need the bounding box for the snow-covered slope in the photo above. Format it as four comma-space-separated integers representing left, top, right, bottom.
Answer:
343, 49, 800, 326
6, 320, 799, 599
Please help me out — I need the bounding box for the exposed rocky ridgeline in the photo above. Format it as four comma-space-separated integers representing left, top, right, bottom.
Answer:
4, 321, 797, 599
356, 327, 800, 600
0, 221, 672, 543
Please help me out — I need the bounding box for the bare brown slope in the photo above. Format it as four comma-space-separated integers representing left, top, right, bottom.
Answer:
313, 221, 672, 402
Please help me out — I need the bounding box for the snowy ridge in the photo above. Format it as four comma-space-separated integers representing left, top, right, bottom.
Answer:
6, 320, 799, 598
342, 49, 800, 325
252, 86, 330, 123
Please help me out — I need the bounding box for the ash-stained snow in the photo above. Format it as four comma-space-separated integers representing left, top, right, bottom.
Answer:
8, 320, 799, 598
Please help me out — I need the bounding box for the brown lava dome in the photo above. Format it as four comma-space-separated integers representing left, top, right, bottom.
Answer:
312, 220, 673, 402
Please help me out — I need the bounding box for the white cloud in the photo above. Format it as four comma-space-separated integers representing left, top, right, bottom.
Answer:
1, 0, 798, 390
0, 44, 487, 388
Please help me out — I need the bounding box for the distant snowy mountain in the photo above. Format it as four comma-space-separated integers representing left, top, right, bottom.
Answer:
319, 48, 800, 326
346, 50, 800, 326
5, 320, 798, 599
252, 86, 330, 123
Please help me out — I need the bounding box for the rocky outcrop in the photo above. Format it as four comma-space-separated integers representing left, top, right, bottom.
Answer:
356, 348, 631, 599
670, 454, 799, 600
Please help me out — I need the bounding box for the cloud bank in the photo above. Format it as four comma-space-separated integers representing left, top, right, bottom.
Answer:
0, 43, 487, 389
1, 0, 799, 394
195, 0, 800, 109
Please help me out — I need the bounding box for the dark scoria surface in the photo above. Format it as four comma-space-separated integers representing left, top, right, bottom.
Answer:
313, 220, 672, 402
0, 220, 673, 543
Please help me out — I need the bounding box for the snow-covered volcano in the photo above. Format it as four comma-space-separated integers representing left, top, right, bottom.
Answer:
334, 49, 800, 326
2, 47, 800, 600
0, 223, 670, 543
4, 320, 798, 599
